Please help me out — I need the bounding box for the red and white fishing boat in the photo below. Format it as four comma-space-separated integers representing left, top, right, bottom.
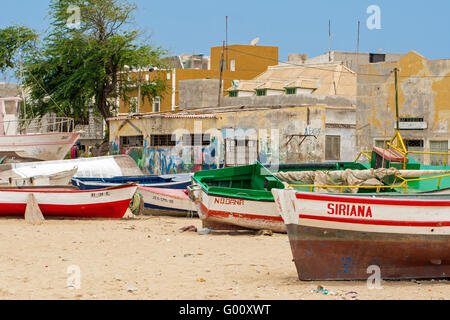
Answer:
188, 184, 285, 232
0, 98, 80, 161
138, 186, 197, 216
0, 184, 137, 219
272, 189, 450, 280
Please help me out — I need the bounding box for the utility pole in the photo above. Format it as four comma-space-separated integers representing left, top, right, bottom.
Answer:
356, 21, 360, 70
218, 41, 225, 107
394, 67, 400, 130
225, 16, 229, 70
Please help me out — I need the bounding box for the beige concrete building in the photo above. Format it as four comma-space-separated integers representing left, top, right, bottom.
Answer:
357, 51, 450, 165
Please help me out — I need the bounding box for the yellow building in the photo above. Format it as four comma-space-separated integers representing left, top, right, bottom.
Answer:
118, 44, 279, 114
357, 51, 450, 165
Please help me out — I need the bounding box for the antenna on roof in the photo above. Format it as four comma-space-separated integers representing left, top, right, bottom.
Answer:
328, 20, 332, 62
250, 37, 260, 46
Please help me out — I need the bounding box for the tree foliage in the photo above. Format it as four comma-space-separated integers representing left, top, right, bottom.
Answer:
0, 26, 38, 73
20, 0, 168, 129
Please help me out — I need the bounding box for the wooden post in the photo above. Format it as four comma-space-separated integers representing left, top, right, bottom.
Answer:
25, 194, 45, 224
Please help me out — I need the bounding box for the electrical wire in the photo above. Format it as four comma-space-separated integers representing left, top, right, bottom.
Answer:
226, 47, 450, 79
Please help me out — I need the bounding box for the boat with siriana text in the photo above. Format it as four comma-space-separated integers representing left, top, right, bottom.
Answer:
271, 189, 450, 280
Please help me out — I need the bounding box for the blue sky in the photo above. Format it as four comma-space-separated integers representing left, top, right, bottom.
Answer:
0, 0, 449, 62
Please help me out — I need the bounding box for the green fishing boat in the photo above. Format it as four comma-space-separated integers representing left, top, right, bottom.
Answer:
188, 147, 449, 233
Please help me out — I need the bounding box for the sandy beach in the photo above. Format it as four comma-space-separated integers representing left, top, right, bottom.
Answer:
0, 215, 448, 300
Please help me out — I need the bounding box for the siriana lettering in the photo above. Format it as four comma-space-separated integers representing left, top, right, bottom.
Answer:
327, 203, 373, 218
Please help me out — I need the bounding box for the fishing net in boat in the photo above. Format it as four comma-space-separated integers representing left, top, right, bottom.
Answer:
274, 168, 450, 193
274, 168, 398, 193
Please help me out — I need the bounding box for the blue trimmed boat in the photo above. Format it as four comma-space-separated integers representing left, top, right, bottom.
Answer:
71, 173, 192, 190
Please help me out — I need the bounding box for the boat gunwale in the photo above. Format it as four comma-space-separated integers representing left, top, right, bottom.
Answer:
0, 183, 137, 194
295, 191, 450, 206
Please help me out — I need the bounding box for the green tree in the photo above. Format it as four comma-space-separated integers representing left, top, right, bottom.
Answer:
0, 26, 38, 73
23, 0, 168, 133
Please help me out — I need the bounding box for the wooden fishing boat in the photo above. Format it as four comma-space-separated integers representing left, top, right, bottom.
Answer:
271, 189, 450, 280
188, 162, 371, 233
0, 183, 137, 219
189, 161, 450, 233
0, 99, 80, 162
0, 167, 77, 187
1, 155, 144, 178
138, 186, 197, 216
72, 173, 192, 190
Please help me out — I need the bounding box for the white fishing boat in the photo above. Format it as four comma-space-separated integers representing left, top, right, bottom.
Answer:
0, 167, 77, 187
0, 97, 80, 161
138, 186, 197, 216
0, 155, 144, 178
0, 183, 137, 219
272, 189, 450, 280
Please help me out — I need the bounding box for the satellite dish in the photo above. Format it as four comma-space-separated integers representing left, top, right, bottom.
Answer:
250, 37, 260, 46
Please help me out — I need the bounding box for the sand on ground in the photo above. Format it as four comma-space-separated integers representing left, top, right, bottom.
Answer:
0, 215, 448, 300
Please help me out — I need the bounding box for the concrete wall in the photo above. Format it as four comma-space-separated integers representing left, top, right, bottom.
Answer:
0, 83, 18, 98
306, 51, 404, 71
220, 93, 356, 108
356, 51, 450, 165
178, 79, 220, 109
109, 104, 356, 174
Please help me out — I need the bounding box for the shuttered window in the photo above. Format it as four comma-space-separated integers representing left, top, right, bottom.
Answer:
225, 139, 258, 167
325, 135, 340, 161
151, 134, 176, 147
430, 141, 449, 166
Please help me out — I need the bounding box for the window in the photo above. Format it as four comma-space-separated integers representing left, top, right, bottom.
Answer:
430, 141, 449, 166
405, 140, 424, 148
153, 96, 160, 112
182, 134, 211, 146
255, 89, 267, 96
230, 59, 236, 72
228, 90, 238, 97
285, 88, 297, 95
129, 97, 138, 113
120, 136, 144, 148
404, 139, 424, 163
400, 117, 424, 122
369, 53, 386, 63
325, 135, 341, 160
225, 138, 258, 166
151, 134, 176, 147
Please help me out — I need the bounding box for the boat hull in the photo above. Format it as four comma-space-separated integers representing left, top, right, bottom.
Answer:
190, 185, 286, 233
286, 224, 450, 280
138, 187, 197, 216
272, 189, 450, 280
2, 155, 144, 178
0, 184, 137, 219
0, 132, 80, 161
